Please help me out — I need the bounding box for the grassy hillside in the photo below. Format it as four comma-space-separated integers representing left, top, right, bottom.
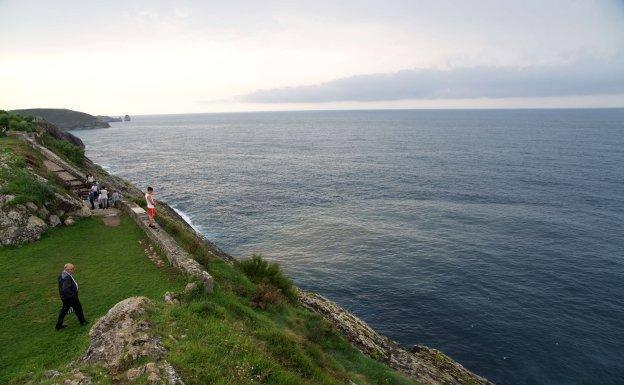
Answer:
0, 216, 184, 384
10, 108, 109, 131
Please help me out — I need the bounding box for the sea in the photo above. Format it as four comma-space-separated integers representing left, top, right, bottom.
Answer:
74, 109, 624, 385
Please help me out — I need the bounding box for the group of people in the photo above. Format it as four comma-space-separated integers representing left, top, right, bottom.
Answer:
86, 174, 121, 210
56, 185, 158, 330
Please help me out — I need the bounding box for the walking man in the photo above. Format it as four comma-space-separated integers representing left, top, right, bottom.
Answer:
56, 263, 88, 330
145, 186, 157, 229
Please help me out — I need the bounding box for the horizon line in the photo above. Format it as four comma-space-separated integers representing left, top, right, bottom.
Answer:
122, 105, 624, 118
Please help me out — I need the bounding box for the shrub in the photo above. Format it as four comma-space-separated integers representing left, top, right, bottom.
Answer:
237, 255, 296, 302
251, 282, 285, 309
4, 112, 36, 132
42, 134, 85, 165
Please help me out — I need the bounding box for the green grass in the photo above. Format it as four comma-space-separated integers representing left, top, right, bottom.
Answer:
0, 143, 54, 206
0, 137, 71, 207
0, 215, 185, 384
146, 257, 418, 385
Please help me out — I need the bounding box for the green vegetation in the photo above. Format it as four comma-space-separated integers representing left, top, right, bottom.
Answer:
42, 134, 85, 166
0, 110, 37, 134
0, 138, 54, 206
150, 256, 417, 385
0, 215, 185, 384
10, 108, 108, 131
237, 255, 297, 303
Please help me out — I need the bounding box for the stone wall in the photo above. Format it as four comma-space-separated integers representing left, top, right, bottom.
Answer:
122, 201, 214, 293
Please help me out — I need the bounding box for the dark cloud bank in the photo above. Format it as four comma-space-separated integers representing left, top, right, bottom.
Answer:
243, 56, 624, 103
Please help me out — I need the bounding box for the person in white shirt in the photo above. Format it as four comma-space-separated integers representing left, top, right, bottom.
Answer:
145, 186, 156, 229
98, 186, 109, 209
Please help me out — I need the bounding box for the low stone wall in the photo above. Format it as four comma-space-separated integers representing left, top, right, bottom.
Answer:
122, 201, 214, 293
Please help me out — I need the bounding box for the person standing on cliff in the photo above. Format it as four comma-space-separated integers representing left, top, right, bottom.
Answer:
56, 263, 88, 330
146, 186, 157, 229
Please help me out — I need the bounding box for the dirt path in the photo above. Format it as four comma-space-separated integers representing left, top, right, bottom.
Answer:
92, 208, 121, 227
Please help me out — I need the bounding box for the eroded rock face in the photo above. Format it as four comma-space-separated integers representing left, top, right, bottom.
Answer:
297, 289, 493, 385
0, 190, 90, 246
82, 296, 185, 384
83, 297, 164, 371
0, 196, 48, 245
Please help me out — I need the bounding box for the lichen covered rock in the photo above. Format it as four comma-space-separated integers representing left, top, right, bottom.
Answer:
297, 289, 493, 385
0, 196, 48, 245
82, 296, 185, 384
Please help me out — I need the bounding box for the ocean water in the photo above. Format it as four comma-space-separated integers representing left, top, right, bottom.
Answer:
74, 109, 624, 385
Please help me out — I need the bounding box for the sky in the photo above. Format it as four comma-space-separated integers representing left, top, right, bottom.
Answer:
1, 0, 624, 115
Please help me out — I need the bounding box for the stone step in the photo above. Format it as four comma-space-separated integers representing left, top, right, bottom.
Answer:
56, 171, 79, 182
43, 160, 64, 172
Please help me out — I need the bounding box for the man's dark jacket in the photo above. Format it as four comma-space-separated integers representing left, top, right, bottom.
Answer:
58, 271, 78, 300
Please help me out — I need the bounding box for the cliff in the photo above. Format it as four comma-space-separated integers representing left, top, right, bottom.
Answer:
11, 108, 110, 130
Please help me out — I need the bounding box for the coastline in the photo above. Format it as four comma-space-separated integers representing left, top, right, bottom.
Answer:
4, 129, 492, 384
79, 149, 491, 384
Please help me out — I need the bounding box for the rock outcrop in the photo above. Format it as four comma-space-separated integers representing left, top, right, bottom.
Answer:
81, 297, 185, 384
297, 289, 493, 385
0, 195, 48, 245
0, 191, 90, 246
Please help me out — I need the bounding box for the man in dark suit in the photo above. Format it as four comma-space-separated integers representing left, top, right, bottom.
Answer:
55, 263, 88, 330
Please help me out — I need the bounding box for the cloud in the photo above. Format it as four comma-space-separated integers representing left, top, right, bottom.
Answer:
242, 55, 624, 103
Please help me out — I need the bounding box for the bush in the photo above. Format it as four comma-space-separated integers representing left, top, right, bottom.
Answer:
251, 282, 285, 309
2, 112, 36, 132
237, 255, 296, 302
42, 134, 85, 165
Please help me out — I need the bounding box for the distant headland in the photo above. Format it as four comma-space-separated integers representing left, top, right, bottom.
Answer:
10, 108, 130, 131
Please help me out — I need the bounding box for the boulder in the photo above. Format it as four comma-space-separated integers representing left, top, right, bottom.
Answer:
0, 194, 15, 208
184, 282, 197, 294
61, 370, 91, 385
38, 205, 50, 218
68, 202, 92, 218
43, 369, 60, 379
82, 296, 186, 384
49, 214, 61, 227
64, 217, 75, 226
28, 215, 46, 228
53, 192, 85, 214
83, 297, 165, 372
25, 202, 38, 212
0, 201, 47, 246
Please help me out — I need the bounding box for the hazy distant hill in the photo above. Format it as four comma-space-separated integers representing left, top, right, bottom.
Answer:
10, 108, 110, 131
96, 115, 123, 123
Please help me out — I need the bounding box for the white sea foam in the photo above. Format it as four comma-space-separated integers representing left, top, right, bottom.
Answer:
172, 207, 201, 233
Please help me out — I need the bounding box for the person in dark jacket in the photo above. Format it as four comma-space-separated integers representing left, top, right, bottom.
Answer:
55, 263, 88, 330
